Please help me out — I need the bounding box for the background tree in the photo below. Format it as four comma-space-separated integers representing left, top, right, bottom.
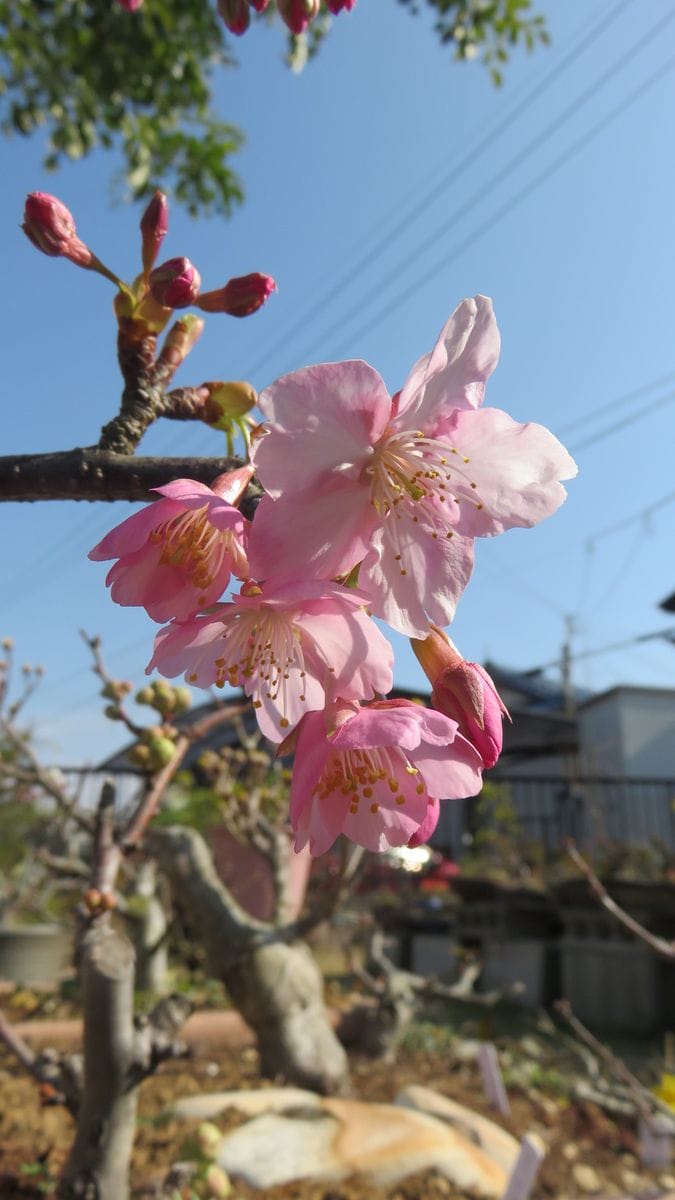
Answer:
0, 0, 547, 216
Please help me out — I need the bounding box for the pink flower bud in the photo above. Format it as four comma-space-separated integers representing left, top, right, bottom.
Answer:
140, 190, 169, 273
277, 0, 320, 35
22, 192, 93, 267
196, 272, 276, 317
149, 257, 202, 309
326, 0, 356, 11
411, 626, 509, 769
217, 0, 250, 34
116, 0, 144, 9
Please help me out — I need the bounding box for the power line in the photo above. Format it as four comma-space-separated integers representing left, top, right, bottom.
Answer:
161, 0, 636, 459
556, 368, 675, 436
294, 6, 675, 366
235, 0, 635, 384
569, 388, 675, 452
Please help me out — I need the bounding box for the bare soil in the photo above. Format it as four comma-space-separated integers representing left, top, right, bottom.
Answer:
0, 1006, 670, 1199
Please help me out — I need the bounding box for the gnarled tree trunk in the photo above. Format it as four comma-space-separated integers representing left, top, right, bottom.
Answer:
152, 825, 349, 1095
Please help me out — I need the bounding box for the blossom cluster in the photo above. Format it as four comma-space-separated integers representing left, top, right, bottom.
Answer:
90, 296, 576, 855
217, 0, 356, 38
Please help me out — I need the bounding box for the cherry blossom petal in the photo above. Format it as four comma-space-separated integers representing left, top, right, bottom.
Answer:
410, 733, 484, 798
360, 518, 475, 638
397, 296, 500, 427
89, 499, 183, 560
253, 360, 393, 497
408, 798, 440, 848
247, 481, 378, 582
298, 605, 394, 701
441, 407, 578, 538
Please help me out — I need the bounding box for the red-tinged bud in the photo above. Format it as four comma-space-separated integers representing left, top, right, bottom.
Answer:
22, 192, 94, 267
411, 626, 509, 769
196, 272, 276, 318
140, 190, 169, 273
149, 256, 201, 309
217, 0, 251, 34
277, 0, 320, 35
326, 0, 356, 10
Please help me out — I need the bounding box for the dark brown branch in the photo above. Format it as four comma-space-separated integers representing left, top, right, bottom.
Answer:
0, 448, 248, 504
567, 841, 675, 959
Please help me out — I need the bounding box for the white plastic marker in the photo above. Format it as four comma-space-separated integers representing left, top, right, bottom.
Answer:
638, 1113, 674, 1168
478, 1042, 511, 1117
501, 1133, 545, 1200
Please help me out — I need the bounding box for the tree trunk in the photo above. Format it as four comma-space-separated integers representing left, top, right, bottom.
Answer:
224, 938, 348, 1093
130, 860, 169, 994
59, 925, 138, 1200
152, 826, 349, 1095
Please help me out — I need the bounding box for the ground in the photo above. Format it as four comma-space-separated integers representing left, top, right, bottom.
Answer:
0, 998, 671, 1199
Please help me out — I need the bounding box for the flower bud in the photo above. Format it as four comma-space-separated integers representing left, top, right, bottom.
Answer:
411, 626, 509, 769
140, 190, 169, 273
149, 256, 202, 309
204, 1164, 231, 1198
196, 272, 276, 318
217, 0, 250, 34
117, 0, 143, 9
196, 1122, 222, 1161
22, 192, 94, 268
202, 381, 257, 429
277, 0, 319, 34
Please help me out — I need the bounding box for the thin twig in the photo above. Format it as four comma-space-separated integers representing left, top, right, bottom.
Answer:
554, 999, 675, 1125
567, 840, 675, 959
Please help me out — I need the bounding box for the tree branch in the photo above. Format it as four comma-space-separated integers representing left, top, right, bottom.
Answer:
0, 449, 260, 506
567, 841, 675, 959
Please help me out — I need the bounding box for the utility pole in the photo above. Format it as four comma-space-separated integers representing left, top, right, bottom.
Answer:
561, 614, 576, 715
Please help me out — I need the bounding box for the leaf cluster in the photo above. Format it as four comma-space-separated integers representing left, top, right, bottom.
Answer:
397, 0, 549, 84
0, 0, 244, 215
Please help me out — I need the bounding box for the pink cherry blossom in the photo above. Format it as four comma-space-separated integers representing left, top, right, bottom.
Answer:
88, 467, 253, 623
146, 578, 394, 742
249, 296, 577, 638
411, 625, 509, 768
290, 699, 484, 856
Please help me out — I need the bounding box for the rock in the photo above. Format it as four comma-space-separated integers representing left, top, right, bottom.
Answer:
620, 1167, 646, 1191
452, 1038, 482, 1062
171, 1086, 321, 1121
217, 1099, 508, 1195
572, 1163, 602, 1193
395, 1084, 519, 1172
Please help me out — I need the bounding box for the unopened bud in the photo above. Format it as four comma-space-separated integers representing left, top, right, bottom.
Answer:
22, 192, 93, 268
204, 1164, 231, 1198
104, 704, 123, 720
83, 888, 102, 912
202, 381, 257, 429
140, 190, 169, 272
173, 687, 193, 714
277, 0, 319, 34
196, 272, 276, 318
1, 637, 13, 651
135, 686, 155, 705
149, 256, 201, 309
217, 0, 250, 33
196, 1122, 222, 1160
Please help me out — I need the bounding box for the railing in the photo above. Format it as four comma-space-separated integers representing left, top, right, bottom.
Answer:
432, 774, 675, 857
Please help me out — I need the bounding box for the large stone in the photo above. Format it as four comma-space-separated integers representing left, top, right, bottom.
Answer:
216, 1098, 508, 1195
395, 1084, 519, 1173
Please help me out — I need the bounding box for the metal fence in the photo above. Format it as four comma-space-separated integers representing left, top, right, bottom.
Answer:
432, 774, 675, 857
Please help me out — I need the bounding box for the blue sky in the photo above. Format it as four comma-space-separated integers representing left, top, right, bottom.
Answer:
2, 0, 675, 764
